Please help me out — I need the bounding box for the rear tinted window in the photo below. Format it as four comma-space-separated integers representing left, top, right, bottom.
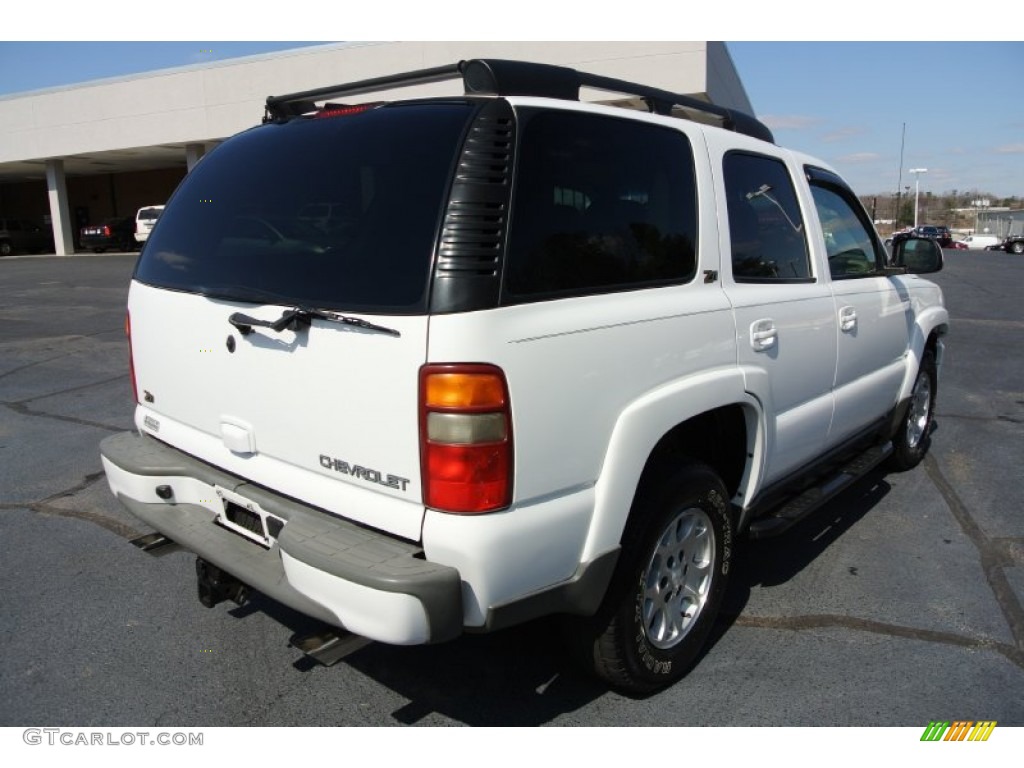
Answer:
136, 103, 474, 313
504, 110, 697, 300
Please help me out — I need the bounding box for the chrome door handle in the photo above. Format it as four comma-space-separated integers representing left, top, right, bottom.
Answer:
751, 319, 777, 351
840, 305, 857, 332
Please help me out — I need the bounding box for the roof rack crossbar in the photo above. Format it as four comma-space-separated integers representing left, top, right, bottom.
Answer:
265, 63, 463, 120
263, 58, 774, 143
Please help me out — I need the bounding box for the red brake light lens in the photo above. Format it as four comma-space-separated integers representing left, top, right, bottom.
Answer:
314, 102, 382, 119
420, 364, 512, 514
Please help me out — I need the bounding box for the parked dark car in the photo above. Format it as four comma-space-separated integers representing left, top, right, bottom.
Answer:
998, 234, 1024, 254
0, 217, 55, 256
80, 218, 136, 252
892, 228, 958, 250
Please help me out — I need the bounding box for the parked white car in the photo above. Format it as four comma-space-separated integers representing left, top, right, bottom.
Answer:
962, 234, 1000, 250
100, 59, 948, 693
134, 205, 165, 244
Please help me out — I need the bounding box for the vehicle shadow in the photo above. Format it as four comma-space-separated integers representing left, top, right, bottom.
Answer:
713, 467, 893, 638
232, 595, 608, 725
232, 466, 896, 725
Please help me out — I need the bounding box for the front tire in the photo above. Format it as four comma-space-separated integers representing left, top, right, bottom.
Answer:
568, 463, 733, 693
889, 349, 937, 470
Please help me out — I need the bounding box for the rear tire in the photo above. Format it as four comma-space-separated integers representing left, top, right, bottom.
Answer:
889, 349, 937, 470
567, 462, 733, 693
1011, 241, 1024, 255
0, 240, 12, 256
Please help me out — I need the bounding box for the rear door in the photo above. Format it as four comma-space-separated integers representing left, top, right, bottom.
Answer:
709, 137, 838, 483
129, 102, 477, 541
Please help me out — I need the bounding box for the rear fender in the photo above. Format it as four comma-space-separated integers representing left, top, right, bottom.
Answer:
581, 367, 763, 562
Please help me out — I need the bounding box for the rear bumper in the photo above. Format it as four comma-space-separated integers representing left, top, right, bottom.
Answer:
100, 431, 462, 644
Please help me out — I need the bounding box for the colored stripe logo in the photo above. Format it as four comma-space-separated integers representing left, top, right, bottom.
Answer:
921, 721, 997, 741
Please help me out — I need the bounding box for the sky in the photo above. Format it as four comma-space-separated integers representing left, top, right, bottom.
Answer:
2, 8, 1022, 200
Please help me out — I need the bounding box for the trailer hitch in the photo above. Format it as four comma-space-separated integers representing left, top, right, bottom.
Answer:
195, 558, 250, 609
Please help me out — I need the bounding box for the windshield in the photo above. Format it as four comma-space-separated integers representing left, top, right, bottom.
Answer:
135, 102, 475, 313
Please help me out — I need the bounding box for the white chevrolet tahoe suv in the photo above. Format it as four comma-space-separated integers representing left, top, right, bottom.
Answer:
100, 59, 948, 693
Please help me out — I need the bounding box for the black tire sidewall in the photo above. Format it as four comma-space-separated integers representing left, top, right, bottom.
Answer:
616, 464, 733, 689
890, 350, 937, 470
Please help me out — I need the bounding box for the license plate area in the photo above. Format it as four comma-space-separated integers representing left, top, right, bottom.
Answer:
213, 486, 285, 548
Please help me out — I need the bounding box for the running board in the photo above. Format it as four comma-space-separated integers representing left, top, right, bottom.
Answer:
747, 444, 892, 539
290, 629, 372, 666
130, 532, 182, 557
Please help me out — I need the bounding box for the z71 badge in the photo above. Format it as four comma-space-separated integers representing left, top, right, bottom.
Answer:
319, 454, 410, 492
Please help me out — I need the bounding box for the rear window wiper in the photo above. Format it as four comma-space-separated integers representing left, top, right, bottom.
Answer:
228, 307, 400, 337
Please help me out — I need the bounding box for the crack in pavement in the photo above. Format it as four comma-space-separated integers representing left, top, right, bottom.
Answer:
724, 453, 1024, 672
729, 612, 1024, 669
0, 329, 123, 381
924, 452, 1024, 652
10, 372, 127, 405
941, 412, 1023, 424
2, 400, 124, 432
0, 471, 143, 540
2, 373, 130, 432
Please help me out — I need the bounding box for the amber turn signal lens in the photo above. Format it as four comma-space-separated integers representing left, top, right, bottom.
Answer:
424, 372, 506, 409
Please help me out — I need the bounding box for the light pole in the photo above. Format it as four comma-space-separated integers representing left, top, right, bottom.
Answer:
909, 168, 928, 229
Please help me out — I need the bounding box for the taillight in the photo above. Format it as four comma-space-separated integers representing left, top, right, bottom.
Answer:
420, 364, 512, 514
125, 311, 139, 404
103, 225, 111, 237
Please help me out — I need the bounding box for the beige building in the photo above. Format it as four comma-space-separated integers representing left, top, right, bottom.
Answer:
0, 41, 754, 255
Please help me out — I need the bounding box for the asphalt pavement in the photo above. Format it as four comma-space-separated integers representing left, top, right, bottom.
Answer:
0, 250, 1021, 727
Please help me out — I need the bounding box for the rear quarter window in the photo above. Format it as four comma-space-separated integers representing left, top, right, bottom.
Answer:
504, 110, 698, 300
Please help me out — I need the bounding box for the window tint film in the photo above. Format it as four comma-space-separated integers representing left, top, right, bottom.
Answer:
724, 153, 810, 281
809, 184, 881, 278
505, 110, 697, 299
135, 103, 475, 313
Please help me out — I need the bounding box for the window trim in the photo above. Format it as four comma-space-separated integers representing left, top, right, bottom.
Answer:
805, 164, 887, 279
723, 149, 815, 284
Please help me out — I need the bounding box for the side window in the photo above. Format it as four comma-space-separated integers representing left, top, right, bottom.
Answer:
505, 110, 697, 300
724, 152, 810, 281
808, 183, 882, 278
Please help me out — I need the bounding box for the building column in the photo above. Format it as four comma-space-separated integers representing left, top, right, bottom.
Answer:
45, 159, 75, 256
186, 143, 206, 173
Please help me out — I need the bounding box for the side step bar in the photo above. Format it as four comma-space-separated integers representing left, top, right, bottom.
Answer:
747, 444, 892, 539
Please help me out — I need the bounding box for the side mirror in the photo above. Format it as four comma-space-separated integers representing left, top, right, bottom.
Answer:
892, 236, 943, 274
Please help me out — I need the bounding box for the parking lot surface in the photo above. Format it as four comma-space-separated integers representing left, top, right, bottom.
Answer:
1, 251, 1022, 726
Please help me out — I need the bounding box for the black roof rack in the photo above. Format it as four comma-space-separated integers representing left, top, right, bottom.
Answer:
264, 59, 774, 144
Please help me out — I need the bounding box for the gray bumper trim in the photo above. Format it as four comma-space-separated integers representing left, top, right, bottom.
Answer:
101, 431, 462, 642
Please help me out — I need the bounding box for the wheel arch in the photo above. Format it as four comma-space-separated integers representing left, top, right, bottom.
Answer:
898, 305, 949, 402
581, 368, 763, 562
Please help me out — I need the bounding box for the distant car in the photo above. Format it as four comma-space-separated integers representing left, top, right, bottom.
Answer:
81, 218, 136, 253
0, 217, 54, 256
134, 205, 165, 244
998, 234, 1024, 254
963, 234, 1001, 250
892, 228, 958, 250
